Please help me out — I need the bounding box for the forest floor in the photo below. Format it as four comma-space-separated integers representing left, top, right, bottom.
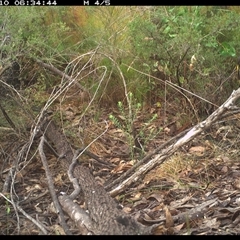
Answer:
1, 88, 240, 235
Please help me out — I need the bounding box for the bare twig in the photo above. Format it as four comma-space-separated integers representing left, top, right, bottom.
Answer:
2, 167, 16, 193
0, 102, 16, 131
35, 59, 87, 92
68, 149, 82, 200
58, 194, 95, 235
38, 136, 72, 235
16, 203, 48, 235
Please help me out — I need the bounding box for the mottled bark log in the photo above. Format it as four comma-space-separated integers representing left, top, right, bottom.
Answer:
74, 164, 150, 235
41, 117, 152, 235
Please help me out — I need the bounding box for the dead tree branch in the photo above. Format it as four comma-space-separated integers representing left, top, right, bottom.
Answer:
109, 88, 240, 197
38, 135, 72, 235
0, 102, 16, 131
105, 128, 189, 191
35, 59, 88, 93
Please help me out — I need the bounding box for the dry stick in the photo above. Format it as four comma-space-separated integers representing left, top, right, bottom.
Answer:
59, 149, 95, 234
221, 108, 240, 119
0, 102, 16, 131
35, 59, 88, 92
58, 194, 95, 235
38, 136, 72, 235
109, 88, 240, 197
2, 167, 16, 193
20, 190, 49, 205
146, 197, 218, 225
68, 149, 82, 200
16, 203, 48, 235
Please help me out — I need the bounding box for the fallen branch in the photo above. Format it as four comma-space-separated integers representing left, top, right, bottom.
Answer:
105, 128, 189, 191
0, 102, 16, 131
109, 88, 240, 197
40, 119, 153, 234
35, 59, 88, 93
58, 194, 95, 235
16, 203, 48, 235
38, 135, 72, 235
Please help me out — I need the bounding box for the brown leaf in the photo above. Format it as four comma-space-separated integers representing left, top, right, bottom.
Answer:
34, 203, 42, 213
189, 146, 206, 156
233, 179, 240, 189
51, 224, 66, 235
142, 212, 154, 221
122, 207, 132, 214
147, 193, 163, 202
152, 225, 167, 235
232, 209, 240, 221
110, 157, 121, 164
111, 160, 133, 174
152, 203, 164, 211
221, 165, 229, 173
164, 206, 174, 228
129, 192, 142, 201
174, 222, 185, 231
54, 173, 64, 184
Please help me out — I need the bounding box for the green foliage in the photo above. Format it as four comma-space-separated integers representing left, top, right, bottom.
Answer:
220, 42, 236, 57
109, 92, 141, 159
109, 92, 160, 159
5, 198, 10, 215
0, 7, 89, 113
129, 6, 240, 113
2, 6, 240, 125
0, 7, 81, 64
78, 7, 148, 105
137, 113, 160, 151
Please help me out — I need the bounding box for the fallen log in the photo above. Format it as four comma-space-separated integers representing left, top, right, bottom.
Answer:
40, 117, 153, 235
39, 87, 240, 234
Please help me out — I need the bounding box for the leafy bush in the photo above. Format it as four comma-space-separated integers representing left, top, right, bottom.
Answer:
129, 6, 240, 116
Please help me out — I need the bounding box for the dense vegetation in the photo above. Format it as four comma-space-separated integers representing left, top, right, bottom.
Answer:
1, 6, 240, 119
1, 6, 240, 235
0, 6, 239, 150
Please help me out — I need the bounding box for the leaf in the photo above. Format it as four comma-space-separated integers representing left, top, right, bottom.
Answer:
163, 26, 171, 34
164, 206, 174, 228
34, 203, 42, 213
220, 42, 236, 57
174, 222, 185, 231
156, 102, 161, 108
6, 207, 11, 214
152, 225, 167, 235
130, 192, 142, 201
147, 193, 163, 202
111, 160, 134, 174
189, 146, 206, 156
179, 76, 185, 84
52, 224, 66, 235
